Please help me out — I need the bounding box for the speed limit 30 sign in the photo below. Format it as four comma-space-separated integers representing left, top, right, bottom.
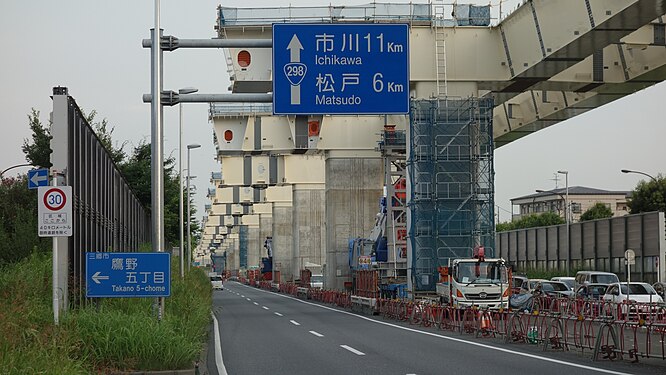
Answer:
38, 186, 73, 237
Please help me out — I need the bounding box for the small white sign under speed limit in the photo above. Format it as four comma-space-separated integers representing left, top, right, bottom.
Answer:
38, 186, 73, 237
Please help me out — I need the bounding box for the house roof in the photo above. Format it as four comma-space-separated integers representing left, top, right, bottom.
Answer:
511, 186, 630, 202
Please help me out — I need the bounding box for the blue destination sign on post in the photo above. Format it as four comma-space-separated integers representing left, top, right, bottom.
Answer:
86, 252, 171, 298
273, 23, 409, 115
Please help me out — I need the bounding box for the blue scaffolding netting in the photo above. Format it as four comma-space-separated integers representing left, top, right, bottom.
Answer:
239, 225, 248, 269
408, 98, 496, 291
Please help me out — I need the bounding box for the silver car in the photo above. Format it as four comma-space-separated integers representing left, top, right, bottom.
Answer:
210, 275, 224, 290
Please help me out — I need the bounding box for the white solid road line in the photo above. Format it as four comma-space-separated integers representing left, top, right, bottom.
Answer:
236, 282, 632, 375
309, 330, 324, 337
262, 306, 269, 310
211, 312, 229, 375
340, 345, 365, 356
274, 312, 283, 317
290, 320, 301, 326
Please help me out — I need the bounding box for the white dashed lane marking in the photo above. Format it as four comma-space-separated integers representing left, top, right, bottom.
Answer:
340, 345, 365, 356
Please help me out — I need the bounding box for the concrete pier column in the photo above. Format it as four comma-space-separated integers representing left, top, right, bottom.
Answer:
292, 184, 326, 279
228, 235, 240, 274
325, 152, 383, 290
272, 202, 293, 282
246, 224, 261, 269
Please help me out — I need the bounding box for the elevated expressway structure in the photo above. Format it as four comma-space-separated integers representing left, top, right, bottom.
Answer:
199, 1, 666, 289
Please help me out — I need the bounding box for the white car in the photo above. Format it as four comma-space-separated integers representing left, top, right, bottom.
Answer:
602, 282, 663, 316
210, 275, 224, 290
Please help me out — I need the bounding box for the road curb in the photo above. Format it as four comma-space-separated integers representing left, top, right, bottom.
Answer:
110, 370, 196, 375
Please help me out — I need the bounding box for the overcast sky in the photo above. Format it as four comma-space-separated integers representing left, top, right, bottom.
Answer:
1, 0, 664, 225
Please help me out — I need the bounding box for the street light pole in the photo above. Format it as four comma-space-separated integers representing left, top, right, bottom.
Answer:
187, 144, 201, 270
178, 88, 198, 279
621, 169, 657, 182
0, 163, 35, 178
558, 170, 570, 276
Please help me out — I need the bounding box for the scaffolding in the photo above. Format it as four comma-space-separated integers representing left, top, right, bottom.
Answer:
216, 2, 498, 28
378, 126, 408, 283
239, 225, 248, 269
407, 98, 495, 292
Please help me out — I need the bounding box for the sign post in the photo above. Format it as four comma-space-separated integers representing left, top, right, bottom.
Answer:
38, 175, 73, 325
625, 249, 635, 305
86, 252, 171, 298
273, 23, 409, 115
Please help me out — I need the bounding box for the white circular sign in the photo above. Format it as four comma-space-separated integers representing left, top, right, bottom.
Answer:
43, 187, 67, 211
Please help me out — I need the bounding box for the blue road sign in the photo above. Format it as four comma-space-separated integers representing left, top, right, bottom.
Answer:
86, 252, 171, 298
273, 23, 409, 115
27, 168, 49, 189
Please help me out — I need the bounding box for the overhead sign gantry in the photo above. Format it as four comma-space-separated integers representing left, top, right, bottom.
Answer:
272, 23, 409, 115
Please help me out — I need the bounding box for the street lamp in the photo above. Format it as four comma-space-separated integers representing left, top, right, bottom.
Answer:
536, 189, 571, 275
557, 170, 570, 276
621, 169, 657, 182
186, 144, 201, 270
1, 163, 35, 178
178, 87, 198, 278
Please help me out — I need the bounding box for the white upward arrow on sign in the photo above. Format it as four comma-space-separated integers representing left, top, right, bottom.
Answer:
287, 34, 303, 62
287, 34, 304, 105
92, 271, 109, 284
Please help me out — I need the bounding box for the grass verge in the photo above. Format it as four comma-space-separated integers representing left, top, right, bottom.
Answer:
0, 252, 212, 374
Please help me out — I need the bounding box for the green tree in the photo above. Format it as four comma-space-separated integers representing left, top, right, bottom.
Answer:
21, 107, 199, 252
579, 202, 614, 221
496, 211, 565, 232
120, 141, 198, 247
0, 176, 51, 265
21, 109, 52, 168
627, 176, 666, 214
82, 109, 126, 165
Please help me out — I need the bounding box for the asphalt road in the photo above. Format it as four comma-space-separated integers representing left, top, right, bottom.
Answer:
207, 282, 666, 375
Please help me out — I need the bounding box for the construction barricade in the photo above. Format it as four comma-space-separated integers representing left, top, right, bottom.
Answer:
245, 278, 666, 363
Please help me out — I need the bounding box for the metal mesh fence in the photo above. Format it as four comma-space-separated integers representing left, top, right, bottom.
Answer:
55, 93, 151, 305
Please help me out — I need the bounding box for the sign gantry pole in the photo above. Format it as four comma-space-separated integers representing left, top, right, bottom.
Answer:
151, 0, 165, 321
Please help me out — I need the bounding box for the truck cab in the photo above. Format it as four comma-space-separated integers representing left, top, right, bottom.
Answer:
436, 247, 509, 309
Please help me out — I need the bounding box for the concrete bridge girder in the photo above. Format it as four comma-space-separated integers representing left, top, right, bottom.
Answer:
217, 154, 326, 189
215, 1, 666, 150
214, 115, 407, 154
494, 45, 666, 145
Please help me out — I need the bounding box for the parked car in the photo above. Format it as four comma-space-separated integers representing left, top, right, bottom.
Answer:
519, 279, 548, 294
551, 276, 575, 291
602, 282, 663, 316
575, 283, 608, 300
511, 275, 528, 294
574, 271, 619, 291
653, 282, 666, 300
538, 281, 574, 298
210, 275, 224, 290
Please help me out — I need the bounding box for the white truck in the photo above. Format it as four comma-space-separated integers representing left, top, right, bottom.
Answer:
436, 247, 509, 309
